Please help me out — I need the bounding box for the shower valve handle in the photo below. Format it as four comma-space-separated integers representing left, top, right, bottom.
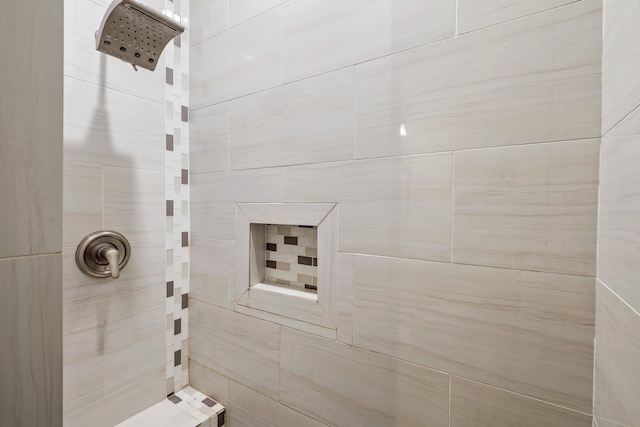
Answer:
96, 244, 121, 279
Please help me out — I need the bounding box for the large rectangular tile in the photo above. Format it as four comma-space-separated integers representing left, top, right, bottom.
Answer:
63, 163, 103, 247
229, 0, 286, 27
282, 0, 455, 82
191, 238, 234, 309
283, 154, 452, 261
229, 68, 355, 169
105, 307, 165, 394
190, 0, 227, 46
0, 255, 62, 427
64, 0, 164, 103
190, 300, 280, 399
355, 0, 602, 158
457, 0, 578, 34
280, 328, 450, 427
598, 136, 640, 312
594, 281, 640, 427
453, 140, 599, 276
189, 360, 230, 407
191, 9, 281, 108
104, 167, 165, 242
229, 381, 327, 427
64, 76, 164, 171
191, 169, 282, 240
451, 377, 592, 427
602, 0, 640, 133
63, 239, 165, 332
352, 255, 595, 412
191, 103, 229, 174
337, 253, 354, 345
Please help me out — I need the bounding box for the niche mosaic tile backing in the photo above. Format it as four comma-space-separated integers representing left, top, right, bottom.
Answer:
164, 0, 190, 396
265, 225, 318, 292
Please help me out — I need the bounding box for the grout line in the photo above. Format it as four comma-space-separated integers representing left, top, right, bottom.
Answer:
602, 101, 640, 137
353, 65, 357, 160
0, 252, 63, 261
449, 375, 452, 427
450, 152, 455, 264
455, 0, 459, 36
599, 279, 640, 318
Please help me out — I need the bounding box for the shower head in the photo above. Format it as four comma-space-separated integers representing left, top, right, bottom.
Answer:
95, 0, 185, 71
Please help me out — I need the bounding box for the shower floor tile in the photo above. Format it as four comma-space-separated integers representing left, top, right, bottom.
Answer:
116, 386, 225, 427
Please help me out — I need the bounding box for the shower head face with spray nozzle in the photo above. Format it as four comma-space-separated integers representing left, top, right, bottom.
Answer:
95, 0, 185, 71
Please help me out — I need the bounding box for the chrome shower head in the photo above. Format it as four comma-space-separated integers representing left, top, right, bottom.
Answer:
95, 0, 185, 71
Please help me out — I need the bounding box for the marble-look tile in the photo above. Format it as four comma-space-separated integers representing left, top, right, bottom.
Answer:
64, 76, 164, 171
457, 0, 578, 34
229, 68, 354, 169
103, 167, 165, 242
63, 239, 165, 332
594, 281, 640, 427
64, 376, 166, 427
63, 163, 103, 247
229, 0, 286, 27
1, 13, 62, 257
594, 417, 632, 427
337, 253, 354, 345
191, 8, 281, 108
190, 0, 227, 46
189, 360, 230, 407
63, 324, 105, 415
191, 238, 234, 309
450, 377, 592, 427
64, 0, 164, 103
598, 136, 640, 313
282, 0, 455, 82
105, 307, 165, 394
229, 381, 327, 427
453, 140, 599, 276
280, 328, 449, 427
352, 255, 595, 412
355, 0, 602, 158
283, 153, 452, 261
602, 0, 640, 133
191, 103, 229, 174
115, 399, 199, 427
0, 255, 62, 427
191, 169, 282, 240
190, 300, 280, 399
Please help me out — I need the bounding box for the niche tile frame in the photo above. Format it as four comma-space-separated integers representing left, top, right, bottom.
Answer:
235, 203, 338, 338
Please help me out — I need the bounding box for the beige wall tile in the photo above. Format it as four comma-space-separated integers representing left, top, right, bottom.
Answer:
189, 360, 230, 407
191, 238, 234, 309
282, 0, 455, 82
63, 163, 103, 247
283, 153, 452, 261
453, 140, 599, 276
105, 308, 165, 394
280, 328, 450, 427
229, 68, 355, 169
229, 381, 328, 427
355, 0, 601, 159
457, 0, 578, 34
451, 377, 592, 427
594, 281, 640, 426
64, 76, 164, 171
602, 0, 640, 133
103, 167, 165, 242
353, 255, 595, 412
598, 136, 640, 313
190, 0, 227, 46
337, 252, 354, 345
190, 300, 280, 399
191, 103, 229, 174
0, 255, 62, 427
229, 0, 286, 27
191, 9, 281, 108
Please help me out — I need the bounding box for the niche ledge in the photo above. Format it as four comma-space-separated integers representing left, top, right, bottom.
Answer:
235, 203, 338, 338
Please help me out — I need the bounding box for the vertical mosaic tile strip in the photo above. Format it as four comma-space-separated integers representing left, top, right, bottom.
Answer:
165, 0, 190, 396
265, 225, 318, 292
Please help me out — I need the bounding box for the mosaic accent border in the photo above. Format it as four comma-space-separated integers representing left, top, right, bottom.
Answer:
170, 386, 226, 427
165, 0, 190, 396
265, 225, 318, 292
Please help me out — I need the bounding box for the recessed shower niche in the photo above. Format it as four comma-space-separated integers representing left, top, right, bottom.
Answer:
235, 203, 338, 338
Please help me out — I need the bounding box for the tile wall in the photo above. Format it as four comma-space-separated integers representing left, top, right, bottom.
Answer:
0, 0, 63, 425
594, 0, 640, 426
62, 0, 187, 425
189, 1, 602, 426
